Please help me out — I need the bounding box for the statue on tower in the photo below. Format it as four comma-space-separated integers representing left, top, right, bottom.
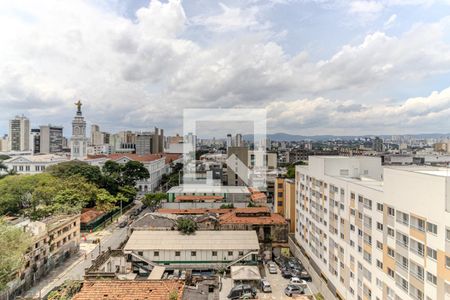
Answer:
75, 100, 82, 115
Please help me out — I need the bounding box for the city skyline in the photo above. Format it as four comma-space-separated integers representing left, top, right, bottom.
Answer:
1, 0, 450, 136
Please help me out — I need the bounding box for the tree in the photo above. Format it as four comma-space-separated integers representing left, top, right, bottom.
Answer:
121, 161, 149, 186
176, 218, 197, 235
0, 220, 31, 291
46, 161, 103, 186
220, 203, 234, 209
142, 193, 166, 210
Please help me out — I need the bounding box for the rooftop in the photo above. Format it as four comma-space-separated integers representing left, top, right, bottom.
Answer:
124, 230, 259, 251
72, 280, 184, 300
167, 184, 250, 194
220, 210, 287, 226
157, 207, 270, 216
5, 154, 69, 163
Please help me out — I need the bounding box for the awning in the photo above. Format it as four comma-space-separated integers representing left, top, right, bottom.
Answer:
147, 266, 166, 280
231, 266, 261, 281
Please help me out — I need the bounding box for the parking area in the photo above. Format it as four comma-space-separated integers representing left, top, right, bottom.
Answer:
258, 263, 315, 300
218, 256, 320, 299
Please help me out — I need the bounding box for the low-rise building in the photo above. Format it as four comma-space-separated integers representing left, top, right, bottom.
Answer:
2, 215, 80, 299
86, 154, 166, 193
124, 230, 259, 270
165, 185, 251, 208
3, 154, 69, 174
72, 280, 184, 300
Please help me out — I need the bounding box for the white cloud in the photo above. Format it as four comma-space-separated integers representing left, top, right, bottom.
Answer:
384, 13, 397, 28
0, 0, 450, 135
192, 3, 269, 32
266, 87, 450, 135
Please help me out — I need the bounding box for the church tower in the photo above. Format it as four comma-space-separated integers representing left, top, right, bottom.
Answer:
70, 100, 88, 160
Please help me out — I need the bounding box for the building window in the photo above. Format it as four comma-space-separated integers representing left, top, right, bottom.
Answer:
387, 247, 395, 258
446, 228, 450, 241
376, 260, 383, 269
387, 227, 395, 237
212, 251, 217, 256
446, 256, 450, 269
427, 247, 437, 260
427, 222, 437, 235
410, 239, 425, 257
376, 222, 383, 231
376, 203, 383, 212
191, 251, 197, 257
387, 207, 395, 216
239, 251, 244, 256
387, 268, 395, 278
154, 251, 159, 257
376, 241, 383, 250
228, 251, 233, 256
427, 272, 437, 285
175, 251, 180, 257
138, 251, 143, 256
396, 211, 409, 225
410, 216, 425, 232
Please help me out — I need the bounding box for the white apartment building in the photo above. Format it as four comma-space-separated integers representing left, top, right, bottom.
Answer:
86, 154, 166, 193
295, 156, 450, 300
3, 154, 69, 174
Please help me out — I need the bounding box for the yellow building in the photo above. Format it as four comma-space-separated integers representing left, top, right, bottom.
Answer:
274, 177, 296, 233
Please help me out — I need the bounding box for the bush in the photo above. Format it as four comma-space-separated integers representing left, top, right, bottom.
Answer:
177, 218, 197, 234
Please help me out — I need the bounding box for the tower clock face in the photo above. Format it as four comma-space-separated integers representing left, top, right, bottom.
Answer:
74, 126, 80, 135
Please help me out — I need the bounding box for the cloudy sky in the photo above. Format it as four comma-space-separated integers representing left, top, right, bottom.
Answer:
1, 0, 450, 137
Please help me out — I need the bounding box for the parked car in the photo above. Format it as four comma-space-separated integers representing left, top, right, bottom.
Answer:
268, 263, 277, 274
260, 279, 272, 293
284, 284, 305, 297
289, 277, 307, 288
227, 284, 257, 299
118, 221, 128, 228
298, 270, 312, 282
281, 268, 293, 279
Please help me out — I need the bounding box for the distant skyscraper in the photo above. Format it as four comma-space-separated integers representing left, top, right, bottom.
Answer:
91, 124, 102, 146
40, 125, 63, 153
226, 134, 232, 148
70, 100, 88, 160
8, 115, 30, 151
135, 127, 164, 155
30, 128, 40, 154
235, 133, 243, 147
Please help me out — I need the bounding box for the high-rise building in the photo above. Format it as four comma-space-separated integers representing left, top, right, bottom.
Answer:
227, 146, 249, 186
30, 129, 40, 154
0, 135, 9, 152
40, 125, 63, 153
295, 156, 450, 300
70, 100, 88, 160
227, 134, 232, 148
8, 115, 30, 151
135, 127, 164, 155
235, 133, 243, 147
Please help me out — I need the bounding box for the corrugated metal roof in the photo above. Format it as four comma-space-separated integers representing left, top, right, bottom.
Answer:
124, 230, 259, 251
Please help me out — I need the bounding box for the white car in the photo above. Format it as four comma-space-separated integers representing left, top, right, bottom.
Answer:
289, 277, 307, 287
268, 263, 277, 274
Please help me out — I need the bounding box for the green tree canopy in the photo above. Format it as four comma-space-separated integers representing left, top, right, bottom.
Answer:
142, 193, 166, 209
176, 218, 197, 235
46, 161, 103, 186
0, 173, 119, 219
0, 219, 31, 291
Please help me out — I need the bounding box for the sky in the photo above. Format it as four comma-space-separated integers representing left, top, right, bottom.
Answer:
1, 0, 450, 137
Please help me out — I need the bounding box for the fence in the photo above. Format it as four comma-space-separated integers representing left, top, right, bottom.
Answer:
81, 202, 133, 232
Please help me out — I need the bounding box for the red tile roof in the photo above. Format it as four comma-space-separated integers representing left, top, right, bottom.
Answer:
157, 207, 270, 215
220, 210, 286, 225
250, 192, 267, 202
107, 153, 165, 162
164, 153, 182, 164
72, 280, 184, 300
80, 208, 105, 224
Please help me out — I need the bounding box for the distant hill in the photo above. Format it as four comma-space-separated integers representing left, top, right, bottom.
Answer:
242, 132, 450, 142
